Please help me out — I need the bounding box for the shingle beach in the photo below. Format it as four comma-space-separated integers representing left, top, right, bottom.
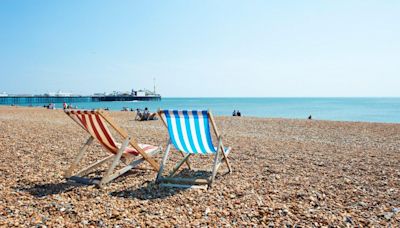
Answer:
0, 106, 399, 226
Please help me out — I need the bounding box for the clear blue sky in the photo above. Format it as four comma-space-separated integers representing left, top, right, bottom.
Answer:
1, 1, 399, 97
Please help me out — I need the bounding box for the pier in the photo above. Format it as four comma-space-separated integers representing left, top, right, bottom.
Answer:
0, 95, 161, 105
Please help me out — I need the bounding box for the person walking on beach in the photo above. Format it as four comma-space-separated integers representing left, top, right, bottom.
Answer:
232, 110, 237, 116
237, 110, 241, 117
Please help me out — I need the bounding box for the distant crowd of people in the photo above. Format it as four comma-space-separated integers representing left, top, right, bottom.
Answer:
62, 102, 77, 109
115, 107, 157, 121
44, 103, 56, 109
43, 102, 77, 110
232, 110, 241, 117
135, 107, 157, 121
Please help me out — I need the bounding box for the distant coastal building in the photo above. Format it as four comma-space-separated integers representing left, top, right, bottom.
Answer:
44, 90, 73, 97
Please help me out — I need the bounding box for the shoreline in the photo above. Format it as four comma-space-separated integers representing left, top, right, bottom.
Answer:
1, 105, 399, 125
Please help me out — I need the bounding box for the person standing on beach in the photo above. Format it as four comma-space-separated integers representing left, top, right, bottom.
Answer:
143, 107, 150, 120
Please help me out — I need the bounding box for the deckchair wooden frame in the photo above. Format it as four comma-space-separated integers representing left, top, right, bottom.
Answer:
64, 109, 161, 188
155, 110, 232, 189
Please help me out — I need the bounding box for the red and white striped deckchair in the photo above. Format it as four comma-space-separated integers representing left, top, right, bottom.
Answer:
64, 109, 160, 187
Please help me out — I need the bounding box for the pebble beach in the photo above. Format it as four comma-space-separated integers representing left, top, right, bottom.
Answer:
0, 106, 399, 226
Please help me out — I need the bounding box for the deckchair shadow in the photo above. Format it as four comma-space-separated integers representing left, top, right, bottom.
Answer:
14, 181, 86, 197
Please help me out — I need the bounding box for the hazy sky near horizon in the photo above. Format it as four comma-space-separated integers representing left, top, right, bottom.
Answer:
1, 1, 399, 97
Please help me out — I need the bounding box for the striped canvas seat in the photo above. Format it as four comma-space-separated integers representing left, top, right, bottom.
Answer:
163, 110, 217, 154
68, 110, 158, 156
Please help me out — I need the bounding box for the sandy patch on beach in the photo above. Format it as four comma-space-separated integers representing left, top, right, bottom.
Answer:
0, 106, 399, 226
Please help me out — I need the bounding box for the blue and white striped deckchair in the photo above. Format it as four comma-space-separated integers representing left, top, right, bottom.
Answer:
156, 110, 232, 189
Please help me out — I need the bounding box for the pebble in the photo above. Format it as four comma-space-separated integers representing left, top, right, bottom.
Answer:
0, 107, 399, 226
383, 212, 394, 220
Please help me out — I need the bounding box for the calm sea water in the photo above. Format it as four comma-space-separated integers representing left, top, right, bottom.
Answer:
13, 98, 400, 123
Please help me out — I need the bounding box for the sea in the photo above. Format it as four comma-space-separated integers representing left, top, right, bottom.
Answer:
13, 98, 400, 124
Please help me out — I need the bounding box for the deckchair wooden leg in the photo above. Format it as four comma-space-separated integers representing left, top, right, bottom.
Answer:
209, 138, 222, 188
102, 147, 162, 184
169, 153, 191, 177
65, 136, 94, 178
100, 155, 144, 185
74, 154, 115, 177
156, 141, 171, 183
99, 137, 130, 187
208, 112, 233, 173
221, 147, 232, 173
209, 150, 220, 189
180, 151, 191, 169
